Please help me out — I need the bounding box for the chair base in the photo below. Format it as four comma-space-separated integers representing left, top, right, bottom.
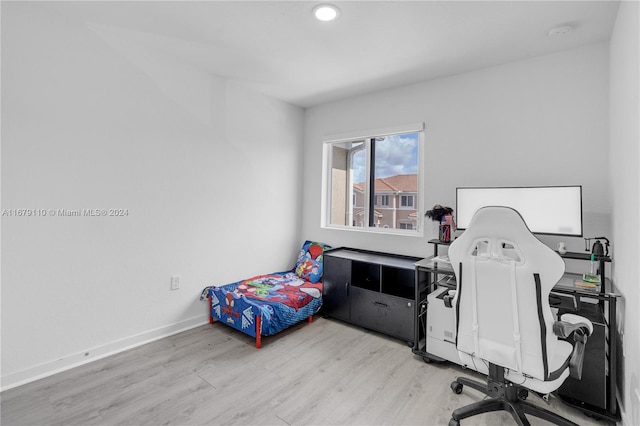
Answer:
449, 364, 578, 426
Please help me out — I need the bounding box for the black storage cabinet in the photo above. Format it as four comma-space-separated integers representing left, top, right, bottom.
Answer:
322, 247, 420, 344
558, 302, 607, 410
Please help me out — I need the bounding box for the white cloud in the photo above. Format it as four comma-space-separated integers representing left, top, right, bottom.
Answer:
351, 132, 419, 183
375, 133, 418, 178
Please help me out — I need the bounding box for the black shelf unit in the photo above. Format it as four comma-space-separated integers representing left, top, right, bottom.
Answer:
323, 247, 421, 344
413, 248, 457, 364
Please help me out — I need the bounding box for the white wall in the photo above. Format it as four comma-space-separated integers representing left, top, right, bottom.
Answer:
609, 2, 640, 425
1, 3, 304, 389
303, 43, 610, 264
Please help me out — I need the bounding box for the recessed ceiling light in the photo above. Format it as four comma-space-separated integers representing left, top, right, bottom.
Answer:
548, 25, 573, 38
313, 4, 340, 22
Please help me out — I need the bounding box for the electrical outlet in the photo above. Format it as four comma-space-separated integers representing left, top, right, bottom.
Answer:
171, 275, 180, 291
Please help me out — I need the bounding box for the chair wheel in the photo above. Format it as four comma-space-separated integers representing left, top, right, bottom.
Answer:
518, 389, 528, 400
448, 418, 460, 426
422, 356, 432, 363
450, 381, 463, 394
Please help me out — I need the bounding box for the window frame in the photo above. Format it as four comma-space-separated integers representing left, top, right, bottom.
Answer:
321, 123, 425, 236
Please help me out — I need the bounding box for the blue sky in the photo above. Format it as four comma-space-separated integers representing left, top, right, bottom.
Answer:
352, 132, 419, 183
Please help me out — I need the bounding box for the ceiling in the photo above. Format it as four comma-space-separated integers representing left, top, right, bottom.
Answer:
38, 1, 620, 108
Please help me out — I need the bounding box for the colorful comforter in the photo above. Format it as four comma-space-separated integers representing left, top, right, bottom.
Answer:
201, 271, 323, 338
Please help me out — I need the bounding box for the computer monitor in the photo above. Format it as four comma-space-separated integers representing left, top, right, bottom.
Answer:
456, 186, 583, 237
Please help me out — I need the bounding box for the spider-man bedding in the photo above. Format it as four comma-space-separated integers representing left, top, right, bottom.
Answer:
201, 240, 330, 348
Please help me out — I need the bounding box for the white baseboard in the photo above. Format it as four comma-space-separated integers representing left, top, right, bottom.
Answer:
0, 315, 209, 392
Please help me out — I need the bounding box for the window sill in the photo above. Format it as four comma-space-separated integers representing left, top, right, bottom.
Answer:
321, 224, 424, 237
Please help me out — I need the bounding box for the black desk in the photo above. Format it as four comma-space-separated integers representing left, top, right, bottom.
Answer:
414, 255, 621, 422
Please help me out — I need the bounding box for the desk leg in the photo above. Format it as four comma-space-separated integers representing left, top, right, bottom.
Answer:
608, 296, 618, 417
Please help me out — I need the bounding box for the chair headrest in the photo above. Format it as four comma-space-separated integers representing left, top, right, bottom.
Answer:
450, 206, 564, 278
462, 206, 533, 242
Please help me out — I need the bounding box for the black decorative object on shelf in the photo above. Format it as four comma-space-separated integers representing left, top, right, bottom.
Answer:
585, 237, 610, 257
425, 205, 455, 243
425, 205, 453, 222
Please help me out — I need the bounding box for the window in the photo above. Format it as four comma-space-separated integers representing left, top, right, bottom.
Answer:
322, 125, 423, 234
400, 195, 414, 208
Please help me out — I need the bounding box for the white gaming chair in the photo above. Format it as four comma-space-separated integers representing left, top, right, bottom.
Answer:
447, 206, 593, 426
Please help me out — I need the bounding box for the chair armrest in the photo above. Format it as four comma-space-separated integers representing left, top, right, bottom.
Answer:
553, 314, 593, 339
552, 314, 593, 380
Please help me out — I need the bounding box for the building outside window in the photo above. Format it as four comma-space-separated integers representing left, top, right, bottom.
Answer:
323, 127, 423, 234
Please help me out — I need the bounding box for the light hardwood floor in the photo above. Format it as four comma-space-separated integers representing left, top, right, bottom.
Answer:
1, 317, 612, 426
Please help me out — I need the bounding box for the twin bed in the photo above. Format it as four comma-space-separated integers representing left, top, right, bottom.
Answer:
201, 240, 330, 347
